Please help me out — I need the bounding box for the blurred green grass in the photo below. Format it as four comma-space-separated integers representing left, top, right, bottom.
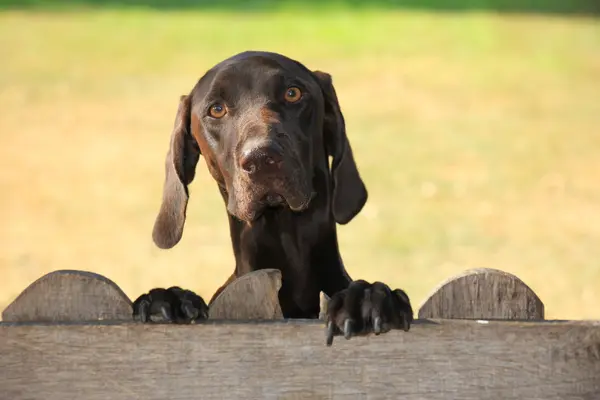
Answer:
0, 4, 599, 319
0, 0, 598, 15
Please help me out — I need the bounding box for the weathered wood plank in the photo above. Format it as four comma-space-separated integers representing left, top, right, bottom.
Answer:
209, 269, 283, 320
418, 268, 545, 320
2, 270, 132, 322
1, 319, 599, 400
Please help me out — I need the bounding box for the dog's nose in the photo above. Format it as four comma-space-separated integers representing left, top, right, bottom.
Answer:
239, 144, 283, 175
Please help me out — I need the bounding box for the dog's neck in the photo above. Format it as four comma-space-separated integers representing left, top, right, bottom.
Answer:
221, 169, 353, 318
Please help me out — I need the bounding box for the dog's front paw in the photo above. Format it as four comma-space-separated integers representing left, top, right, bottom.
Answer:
132, 287, 208, 324
325, 280, 413, 346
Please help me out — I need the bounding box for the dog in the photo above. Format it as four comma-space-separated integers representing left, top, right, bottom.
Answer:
132, 51, 413, 344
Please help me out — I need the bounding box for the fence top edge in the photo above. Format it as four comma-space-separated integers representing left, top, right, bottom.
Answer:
1, 318, 599, 328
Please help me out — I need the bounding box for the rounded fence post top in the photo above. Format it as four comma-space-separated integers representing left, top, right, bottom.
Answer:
417, 267, 544, 321
2, 269, 132, 323
208, 268, 283, 320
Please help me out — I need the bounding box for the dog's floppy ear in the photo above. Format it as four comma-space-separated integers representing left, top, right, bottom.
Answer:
152, 95, 201, 249
313, 70, 368, 224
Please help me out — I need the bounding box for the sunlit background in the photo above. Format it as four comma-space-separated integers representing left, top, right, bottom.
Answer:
1, 0, 599, 320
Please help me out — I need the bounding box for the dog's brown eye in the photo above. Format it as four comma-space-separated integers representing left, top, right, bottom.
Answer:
209, 103, 227, 118
284, 87, 302, 103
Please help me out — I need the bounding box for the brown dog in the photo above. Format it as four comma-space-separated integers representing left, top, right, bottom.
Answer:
133, 51, 412, 344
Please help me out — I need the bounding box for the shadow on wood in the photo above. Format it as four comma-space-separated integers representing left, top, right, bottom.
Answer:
208, 269, 283, 320
417, 268, 544, 320
1, 270, 132, 322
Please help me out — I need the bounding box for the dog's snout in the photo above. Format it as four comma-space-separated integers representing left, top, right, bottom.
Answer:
239, 143, 283, 176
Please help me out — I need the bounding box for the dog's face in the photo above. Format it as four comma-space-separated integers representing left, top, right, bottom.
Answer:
152, 51, 367, 249
190, 53, 322, 222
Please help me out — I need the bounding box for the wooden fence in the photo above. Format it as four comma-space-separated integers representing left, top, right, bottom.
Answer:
1, 268, 599, 400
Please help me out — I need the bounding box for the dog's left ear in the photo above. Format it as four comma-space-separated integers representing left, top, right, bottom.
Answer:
313, 70, 368, 224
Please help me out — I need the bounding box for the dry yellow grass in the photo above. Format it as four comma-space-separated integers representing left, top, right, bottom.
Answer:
1, 9, 599, 320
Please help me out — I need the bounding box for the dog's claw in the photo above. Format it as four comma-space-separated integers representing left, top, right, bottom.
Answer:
343, 319, 353, 340
159, 304, 172, 322
402, 317, 410, 332
373, 316, 382, 334
182, 301, 199, 320
326, 321, 335, 346
138, 299, 150, 323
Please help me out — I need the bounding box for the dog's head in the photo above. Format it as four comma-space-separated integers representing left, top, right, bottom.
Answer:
152, 51, 367, 249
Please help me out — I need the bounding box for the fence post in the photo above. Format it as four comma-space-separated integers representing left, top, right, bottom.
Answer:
1, 270, 132, 322
209, 269, 283, 320
417, 268, 544, 320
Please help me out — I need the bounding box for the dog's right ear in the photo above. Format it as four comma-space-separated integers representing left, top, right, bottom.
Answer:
152, 95, 201, 249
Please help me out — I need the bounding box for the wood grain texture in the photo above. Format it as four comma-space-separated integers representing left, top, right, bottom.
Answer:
418, 268, 545, 320
2, 270, 132, 323
1, 319, 599, 400
208, 269, 283, 320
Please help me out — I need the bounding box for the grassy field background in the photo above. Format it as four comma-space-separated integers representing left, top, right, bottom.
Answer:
1, 1, 599, 320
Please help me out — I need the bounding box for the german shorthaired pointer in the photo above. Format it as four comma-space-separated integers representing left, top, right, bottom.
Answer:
133, 51, 412, 345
